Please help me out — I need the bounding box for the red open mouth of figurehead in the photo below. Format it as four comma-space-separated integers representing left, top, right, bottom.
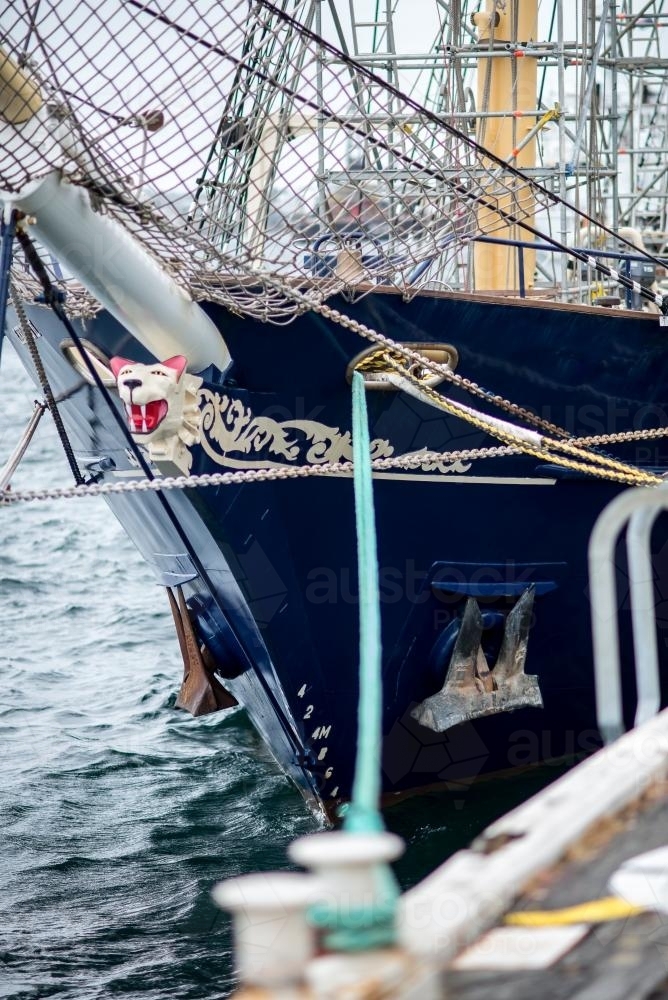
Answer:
124, 399, 169, 434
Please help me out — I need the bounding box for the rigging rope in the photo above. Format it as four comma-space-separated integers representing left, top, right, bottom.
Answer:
3, 244, 665, 503
380, 357, 662, 486
5, 0, 667, 319
0, 425, 665, 507
286, 280, 659, 446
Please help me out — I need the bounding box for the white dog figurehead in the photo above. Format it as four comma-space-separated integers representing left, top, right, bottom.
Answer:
110, 355, 203, 473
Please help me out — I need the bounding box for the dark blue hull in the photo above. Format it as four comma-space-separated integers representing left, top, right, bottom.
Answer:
8, 287, 668, 816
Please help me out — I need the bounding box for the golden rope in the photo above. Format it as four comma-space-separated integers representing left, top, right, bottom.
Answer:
372, 352, 663, 488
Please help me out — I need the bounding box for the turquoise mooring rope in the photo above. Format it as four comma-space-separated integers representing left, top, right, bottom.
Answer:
309, 371, 399, 952
345, 370, 385, 836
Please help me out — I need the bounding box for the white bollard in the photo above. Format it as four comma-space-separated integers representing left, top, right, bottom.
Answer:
212, 872, 320, 989
288, 830, 404, 951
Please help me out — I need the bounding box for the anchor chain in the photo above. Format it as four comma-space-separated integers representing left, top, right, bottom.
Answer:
0, 451, 511, 505
277, 276, 668, 451
266, 278, 668, 486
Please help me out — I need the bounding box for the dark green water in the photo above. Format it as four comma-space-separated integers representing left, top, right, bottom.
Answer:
0, 350, 566, 998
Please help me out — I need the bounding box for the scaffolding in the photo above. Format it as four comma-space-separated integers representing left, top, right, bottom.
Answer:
2, 1, 667, 317
253, 0, 668, 299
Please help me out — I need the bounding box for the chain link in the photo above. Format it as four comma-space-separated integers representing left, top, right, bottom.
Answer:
4, 422, 667, 506
0, 447, 515, 505
297, 290, 575, 439
571, 427, 668, 447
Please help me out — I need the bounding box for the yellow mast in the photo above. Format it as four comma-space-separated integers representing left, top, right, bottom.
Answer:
0, 49, 42, 124
472, 1, 538, 292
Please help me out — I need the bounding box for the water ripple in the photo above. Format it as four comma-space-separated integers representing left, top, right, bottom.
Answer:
0, 350, 315, 999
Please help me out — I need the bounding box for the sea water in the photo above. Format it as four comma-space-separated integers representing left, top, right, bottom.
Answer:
0, 346, 563, 999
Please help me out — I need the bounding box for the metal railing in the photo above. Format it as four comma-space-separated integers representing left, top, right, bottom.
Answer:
589, 483, 668, 743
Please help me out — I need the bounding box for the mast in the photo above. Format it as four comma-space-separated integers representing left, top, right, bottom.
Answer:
472, 0, 538, 292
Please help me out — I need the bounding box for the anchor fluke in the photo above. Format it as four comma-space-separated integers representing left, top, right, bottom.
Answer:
168, 587, 237, 716
493, 585, 543, 706
411, 586, 543, 733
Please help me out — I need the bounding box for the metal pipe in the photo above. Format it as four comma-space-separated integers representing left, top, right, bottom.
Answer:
588, 484, 668, 743
557, 0, 569, 295
610, 0, 619, 233
570, 0, 613, 168
603, 0, 657, 52
627, 506, 663, 727
621, 163, 668, 222
342, 48, 559, 65
475, 235, 666, 263
0, 400, 45, 491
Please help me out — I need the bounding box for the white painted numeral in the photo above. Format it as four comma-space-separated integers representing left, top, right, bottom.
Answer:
324, 767, 334, 779
311, 724, 332, 740
297, 684, 307, 698
303, 704, 314, 719
317, 746, 328, 761
330, 787, 339, 797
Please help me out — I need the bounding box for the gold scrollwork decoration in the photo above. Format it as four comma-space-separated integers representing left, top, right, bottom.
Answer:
197, 389, 471, 476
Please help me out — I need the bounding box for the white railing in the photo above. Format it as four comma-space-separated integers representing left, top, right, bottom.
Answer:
589, 483, 668, 743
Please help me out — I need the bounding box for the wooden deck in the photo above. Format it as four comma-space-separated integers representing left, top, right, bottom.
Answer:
448, 786, 668, 999
398, 709, 668, 1000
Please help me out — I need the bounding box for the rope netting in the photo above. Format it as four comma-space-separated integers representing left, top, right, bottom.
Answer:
0, 1, 662, 321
